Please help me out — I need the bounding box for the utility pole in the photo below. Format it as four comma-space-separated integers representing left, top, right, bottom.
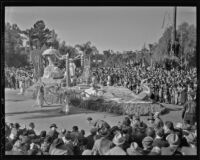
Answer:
171, 7, 177, 57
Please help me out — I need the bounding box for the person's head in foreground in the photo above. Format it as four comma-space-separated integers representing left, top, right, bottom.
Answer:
50, 123, 58, 131
28, 122, 35, 130
164, 121, 174, 134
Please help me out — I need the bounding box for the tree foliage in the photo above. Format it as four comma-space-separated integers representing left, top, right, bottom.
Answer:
5, 20, 196, 69
5, 22, 28, 67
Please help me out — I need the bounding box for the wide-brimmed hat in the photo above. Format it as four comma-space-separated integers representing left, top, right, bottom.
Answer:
142, 136, 153, 149
112, 132, 125, 146
126, 142, 143, 155
50, 123, 57, 128
166, 134, 180, 146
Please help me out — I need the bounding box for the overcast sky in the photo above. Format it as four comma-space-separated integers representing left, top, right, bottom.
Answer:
5, 7, 196, 53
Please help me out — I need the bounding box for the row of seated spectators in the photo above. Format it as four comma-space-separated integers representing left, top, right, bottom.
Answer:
5, 112, 197, 155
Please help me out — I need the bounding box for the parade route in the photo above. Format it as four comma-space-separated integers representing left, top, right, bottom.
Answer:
5, 88, 183, 136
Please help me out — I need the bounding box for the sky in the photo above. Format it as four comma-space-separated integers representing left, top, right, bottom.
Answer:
5, 7, 196, 53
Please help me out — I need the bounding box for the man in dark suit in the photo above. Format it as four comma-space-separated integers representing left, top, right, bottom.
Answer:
86, 128, 97, 150
47, 123, 59, 141
182, 96, 196, 125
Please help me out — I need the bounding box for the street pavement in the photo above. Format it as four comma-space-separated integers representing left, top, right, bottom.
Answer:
5, 88, 183, 136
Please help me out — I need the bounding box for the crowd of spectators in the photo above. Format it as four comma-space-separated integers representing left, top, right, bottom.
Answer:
92, 64, 197, 105
5, 107, 197, 155
5, 66, 34, 90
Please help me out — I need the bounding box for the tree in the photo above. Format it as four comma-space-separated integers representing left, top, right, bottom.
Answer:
5, 22, 28, 67
177, 22, 196, 67
75, 41, 99, 57
23, 20, 51, 49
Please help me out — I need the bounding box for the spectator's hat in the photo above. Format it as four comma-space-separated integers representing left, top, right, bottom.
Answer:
29, 122, 35, 128
87, 117, 92, 121
13, 140, 22, 148
142, 136, 153, 149
126, 142, 143, 155
14, 123, 20, 128
50, 123, 57, 128
175, 123, 183, 129
156, 128, 164, 137
112, 132, 125, 146
110, 126, 120, 134
40, 130, 46, 138
9, 123, 14, 127
130, 142, 139, 150
149, 146, 161, 155
185, 132, 196, 144
61, 129, 66, 134
166, 134, 180, 146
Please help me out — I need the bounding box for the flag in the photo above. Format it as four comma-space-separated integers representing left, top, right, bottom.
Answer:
161, 12, 166, 29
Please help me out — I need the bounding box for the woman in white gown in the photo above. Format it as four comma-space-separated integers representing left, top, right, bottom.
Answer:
36, 84, 45, 108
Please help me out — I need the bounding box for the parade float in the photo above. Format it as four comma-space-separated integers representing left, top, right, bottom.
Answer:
27, 46, 167, 116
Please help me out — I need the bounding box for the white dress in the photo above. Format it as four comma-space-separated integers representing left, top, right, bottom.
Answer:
37, 89, 44, 107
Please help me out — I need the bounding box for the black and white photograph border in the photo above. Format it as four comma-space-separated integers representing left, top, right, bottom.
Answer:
0, 0, 199, 159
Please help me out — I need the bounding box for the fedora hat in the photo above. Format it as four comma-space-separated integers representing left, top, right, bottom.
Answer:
142, 136, 153, 149
112, 132, 125, 146
50, 123, 57, 128
166, 134, 180, 146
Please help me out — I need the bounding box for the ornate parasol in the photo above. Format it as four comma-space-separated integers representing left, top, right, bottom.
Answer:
42, 47, 60, 56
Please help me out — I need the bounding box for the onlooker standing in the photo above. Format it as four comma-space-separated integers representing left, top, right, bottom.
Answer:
182, 95, 196, 126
